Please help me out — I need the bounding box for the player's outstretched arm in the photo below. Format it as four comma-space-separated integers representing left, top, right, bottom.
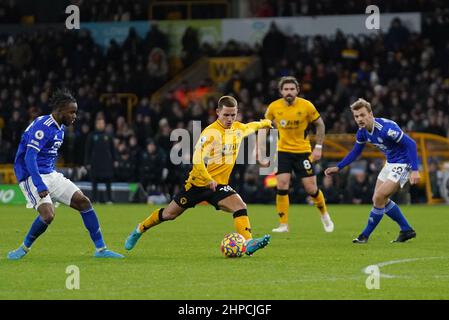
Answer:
329, 142, 365, 173
242, 119, 273, 138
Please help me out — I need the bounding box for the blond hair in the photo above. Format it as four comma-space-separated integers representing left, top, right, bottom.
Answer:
350, 98, 372, 113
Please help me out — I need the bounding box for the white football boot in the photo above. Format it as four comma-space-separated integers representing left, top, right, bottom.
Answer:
321, 213, 334, 232
272, 223, 289, 233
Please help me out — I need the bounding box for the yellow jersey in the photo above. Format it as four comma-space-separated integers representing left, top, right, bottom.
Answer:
186, 119, 269, 187
265, 97, 320, 153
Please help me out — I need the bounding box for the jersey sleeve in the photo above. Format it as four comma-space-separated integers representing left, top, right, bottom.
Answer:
383, 123, 404, 144
191, 130, 216, 183
26, 124, 51, 152
355, 129, 367, 144
241, 120, 271, 137
306, 102, 321, 122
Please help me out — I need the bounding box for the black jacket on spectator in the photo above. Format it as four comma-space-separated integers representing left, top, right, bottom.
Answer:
138, 146, 167, 190
85, 131, 116, 179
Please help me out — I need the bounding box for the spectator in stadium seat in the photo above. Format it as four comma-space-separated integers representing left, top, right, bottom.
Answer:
181, 27, 200, 68
144, 23, 169, 53
261, 22, 286, 69
74, 123, 90, 167
85, 117, 117, 203
385, 18, 410, 51
173, 81, 191, 109
224, 71, 246, 97
322, 175, 341, 204
425, 112, 447, 137
345, 169, 373, 204
138, 139, 167, 193
115, 147, 137, 182
122, 27, 143, 56
7, 36, 32, 69
147, 47, 168, 94
155, 118, 173, 155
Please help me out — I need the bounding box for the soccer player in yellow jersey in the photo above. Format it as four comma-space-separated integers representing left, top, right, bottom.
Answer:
264, 76, 334, 233
124, 96, 272, 255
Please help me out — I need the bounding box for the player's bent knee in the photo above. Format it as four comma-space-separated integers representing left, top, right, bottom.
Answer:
74, 195, 92, 211
277, 181, 289, 189
162, 210, 177, 221
372, 193, 387, 207
42, 212, 55, 224
37, 203, 55, 224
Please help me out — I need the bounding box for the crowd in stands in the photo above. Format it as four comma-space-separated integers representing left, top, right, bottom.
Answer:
2, 0, 448, 23
248, 0, 448, 17
1, 6, 448, 203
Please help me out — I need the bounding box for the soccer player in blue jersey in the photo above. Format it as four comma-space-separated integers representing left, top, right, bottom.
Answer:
7, 89, 124, 259
325, 98, 419, 243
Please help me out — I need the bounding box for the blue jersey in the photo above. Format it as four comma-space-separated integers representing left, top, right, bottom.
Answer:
355, 118, 410, 164
14, 115, 65, 182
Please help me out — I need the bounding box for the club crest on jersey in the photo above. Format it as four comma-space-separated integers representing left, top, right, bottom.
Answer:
387, 129, 399, 139
35, 130, 44, 140
280, 120, 287, 127
53, 141, 62, 149
199, 136, 207, 146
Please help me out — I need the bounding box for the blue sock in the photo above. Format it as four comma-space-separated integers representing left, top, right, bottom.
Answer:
80, 208, 106, 250
384, 200, 412, 231
361, 207, 385, 237
24, 216, 49, 248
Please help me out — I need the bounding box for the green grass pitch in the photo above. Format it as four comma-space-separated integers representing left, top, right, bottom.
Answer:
1, 203, 448, 299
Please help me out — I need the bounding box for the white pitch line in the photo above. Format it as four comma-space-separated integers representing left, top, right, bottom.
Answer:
362, 256, 449, 279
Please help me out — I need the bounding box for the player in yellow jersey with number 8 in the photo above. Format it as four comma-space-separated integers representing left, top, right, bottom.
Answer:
263, 76, 334, 233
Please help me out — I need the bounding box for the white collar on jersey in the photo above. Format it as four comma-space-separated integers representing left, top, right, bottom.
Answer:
368, 119, 382, 135
50, 114, 62, 130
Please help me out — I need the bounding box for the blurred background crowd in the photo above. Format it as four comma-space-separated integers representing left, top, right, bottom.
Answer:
0, 0, 448, 204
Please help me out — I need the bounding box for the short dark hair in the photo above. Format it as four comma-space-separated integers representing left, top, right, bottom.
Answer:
278, 76, 300, 91
217, 95, 238, 109
49, 88, 76, 111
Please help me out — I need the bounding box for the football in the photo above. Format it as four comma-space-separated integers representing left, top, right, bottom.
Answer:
220, 232, 247, 258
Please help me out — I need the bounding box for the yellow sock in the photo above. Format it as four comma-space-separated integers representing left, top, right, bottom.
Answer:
311, 190, 327, 216
276, 191, 289, 224
138, 208, 164, 233
233, 214, 252, 240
